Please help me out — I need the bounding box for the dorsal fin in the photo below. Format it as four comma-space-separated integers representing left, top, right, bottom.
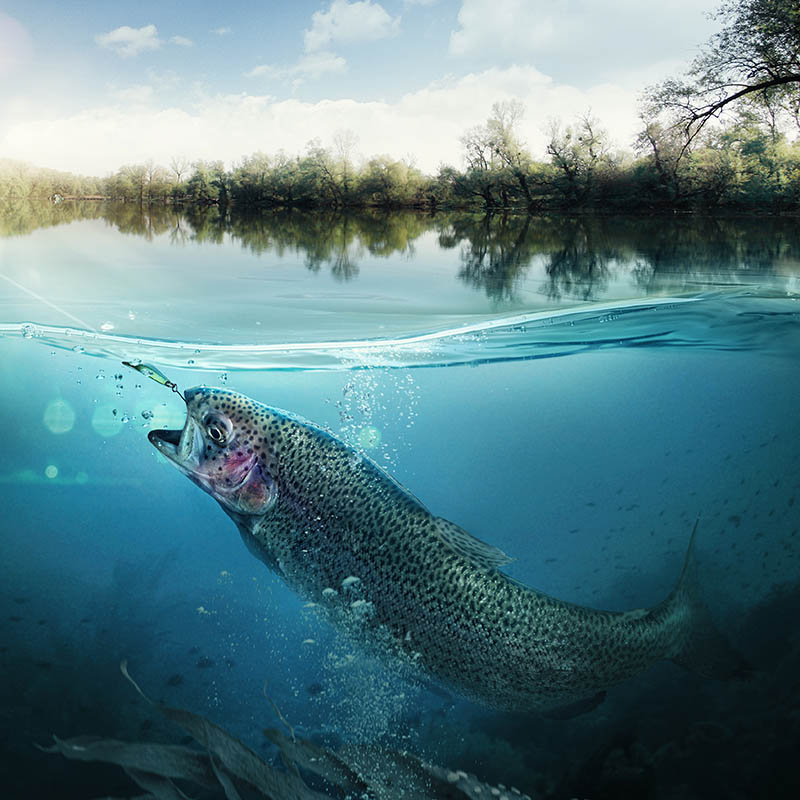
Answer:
433, 517, 514, 572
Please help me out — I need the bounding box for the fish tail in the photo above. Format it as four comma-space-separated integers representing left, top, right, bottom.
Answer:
662, 520, 750, 680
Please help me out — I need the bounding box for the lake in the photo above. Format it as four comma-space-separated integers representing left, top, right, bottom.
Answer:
1, 201, 799, 799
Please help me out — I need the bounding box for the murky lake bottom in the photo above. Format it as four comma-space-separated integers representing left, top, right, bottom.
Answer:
1, 203, 799, 799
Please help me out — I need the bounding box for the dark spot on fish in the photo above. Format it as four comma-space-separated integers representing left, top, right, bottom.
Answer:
8, 616, 22, 622
225, 658, 235, 668
167, 673, 185, 687
37, 619, 47, 625
80, 617, 92, 624
13, 597, 27, 604
196, 656, 215, 669
306, 682, 324, 696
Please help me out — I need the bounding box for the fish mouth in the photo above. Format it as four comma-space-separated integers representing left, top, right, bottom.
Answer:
147, 406, 258, 498
148, 407, 203, 478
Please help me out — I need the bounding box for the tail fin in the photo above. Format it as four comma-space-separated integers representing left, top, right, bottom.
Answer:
664, 520, 750, 680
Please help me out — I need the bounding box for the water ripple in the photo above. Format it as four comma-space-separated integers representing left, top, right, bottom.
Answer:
2, 292, 798, 371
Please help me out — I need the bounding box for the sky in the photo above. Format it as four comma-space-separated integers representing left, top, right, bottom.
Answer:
0, 0, 722, 176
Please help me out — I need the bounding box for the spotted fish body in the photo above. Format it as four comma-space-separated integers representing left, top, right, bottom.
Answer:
149, 387, 744, 714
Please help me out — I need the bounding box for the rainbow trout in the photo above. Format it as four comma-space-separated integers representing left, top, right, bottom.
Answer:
148, 387, 745, 714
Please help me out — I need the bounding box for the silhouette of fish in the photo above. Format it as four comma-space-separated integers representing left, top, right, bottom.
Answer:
148, 387, 746, 714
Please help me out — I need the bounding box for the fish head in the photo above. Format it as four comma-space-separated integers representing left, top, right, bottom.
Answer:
148, 387, 278, 517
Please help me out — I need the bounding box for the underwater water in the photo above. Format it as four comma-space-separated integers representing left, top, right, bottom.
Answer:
1, 202, 800, 799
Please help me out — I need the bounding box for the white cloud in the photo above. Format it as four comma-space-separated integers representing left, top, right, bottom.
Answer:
449, 0, 721, 80
304, 0, 400, 53
450, 0, 554, 57
0, 13, 33, 76
146, 69, 182, 91
95, 24, 162, 58
0, 65, 644, 176
211, 26, 232, 36
109, 84, 155, 104
170, 35, 194, 47
245, 51, 347, 81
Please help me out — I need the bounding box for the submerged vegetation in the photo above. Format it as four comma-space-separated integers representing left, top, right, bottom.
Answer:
26, 584, 800, 799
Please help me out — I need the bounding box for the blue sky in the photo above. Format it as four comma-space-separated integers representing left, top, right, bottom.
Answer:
0, 0, 721, 175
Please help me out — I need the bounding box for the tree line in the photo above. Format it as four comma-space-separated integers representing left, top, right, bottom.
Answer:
1, 0, 797, 214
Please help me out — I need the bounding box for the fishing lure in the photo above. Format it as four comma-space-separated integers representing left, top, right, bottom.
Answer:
122, 361, 185, 401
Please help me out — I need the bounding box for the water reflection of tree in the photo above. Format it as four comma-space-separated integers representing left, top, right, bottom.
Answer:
448, 215, 534, 301
0, 199, 106, 237
628, 217, 794, 295
541, 220, 622, 301
2, 201, 800, 301
441, 215, 622, 302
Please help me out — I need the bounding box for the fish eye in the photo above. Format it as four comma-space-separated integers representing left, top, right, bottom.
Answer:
207, 423, 226, 445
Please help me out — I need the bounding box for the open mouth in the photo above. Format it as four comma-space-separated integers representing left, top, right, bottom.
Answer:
149, 427, 181, 448
148, 408, 202, 470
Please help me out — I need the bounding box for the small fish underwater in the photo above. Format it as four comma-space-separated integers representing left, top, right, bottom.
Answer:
147, 386, 749, 716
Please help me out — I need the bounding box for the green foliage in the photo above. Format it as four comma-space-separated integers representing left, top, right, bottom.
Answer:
2, 88, 800, 214
644, 0, 800, 144
0, 160, 102, 200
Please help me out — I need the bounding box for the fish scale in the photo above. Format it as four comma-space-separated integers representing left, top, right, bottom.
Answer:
148, 387, 748, 714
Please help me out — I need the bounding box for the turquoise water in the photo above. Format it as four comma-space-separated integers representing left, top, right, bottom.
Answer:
1, 204, 800, 798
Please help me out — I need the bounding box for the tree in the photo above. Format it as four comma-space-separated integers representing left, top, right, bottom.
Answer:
186, 160, 228, 204
484, 100, 539, 209
645, 0, 800, 144
169, 156, 191, 184
546, 114, 612, 204
121, 163, 148, 204
305, 139, 342, 206
459, 100, 538, 209
332, 129, 359, 204
634, 119, 697, 204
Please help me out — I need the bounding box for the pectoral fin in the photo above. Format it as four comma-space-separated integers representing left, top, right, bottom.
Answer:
433, 517, 514, 572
